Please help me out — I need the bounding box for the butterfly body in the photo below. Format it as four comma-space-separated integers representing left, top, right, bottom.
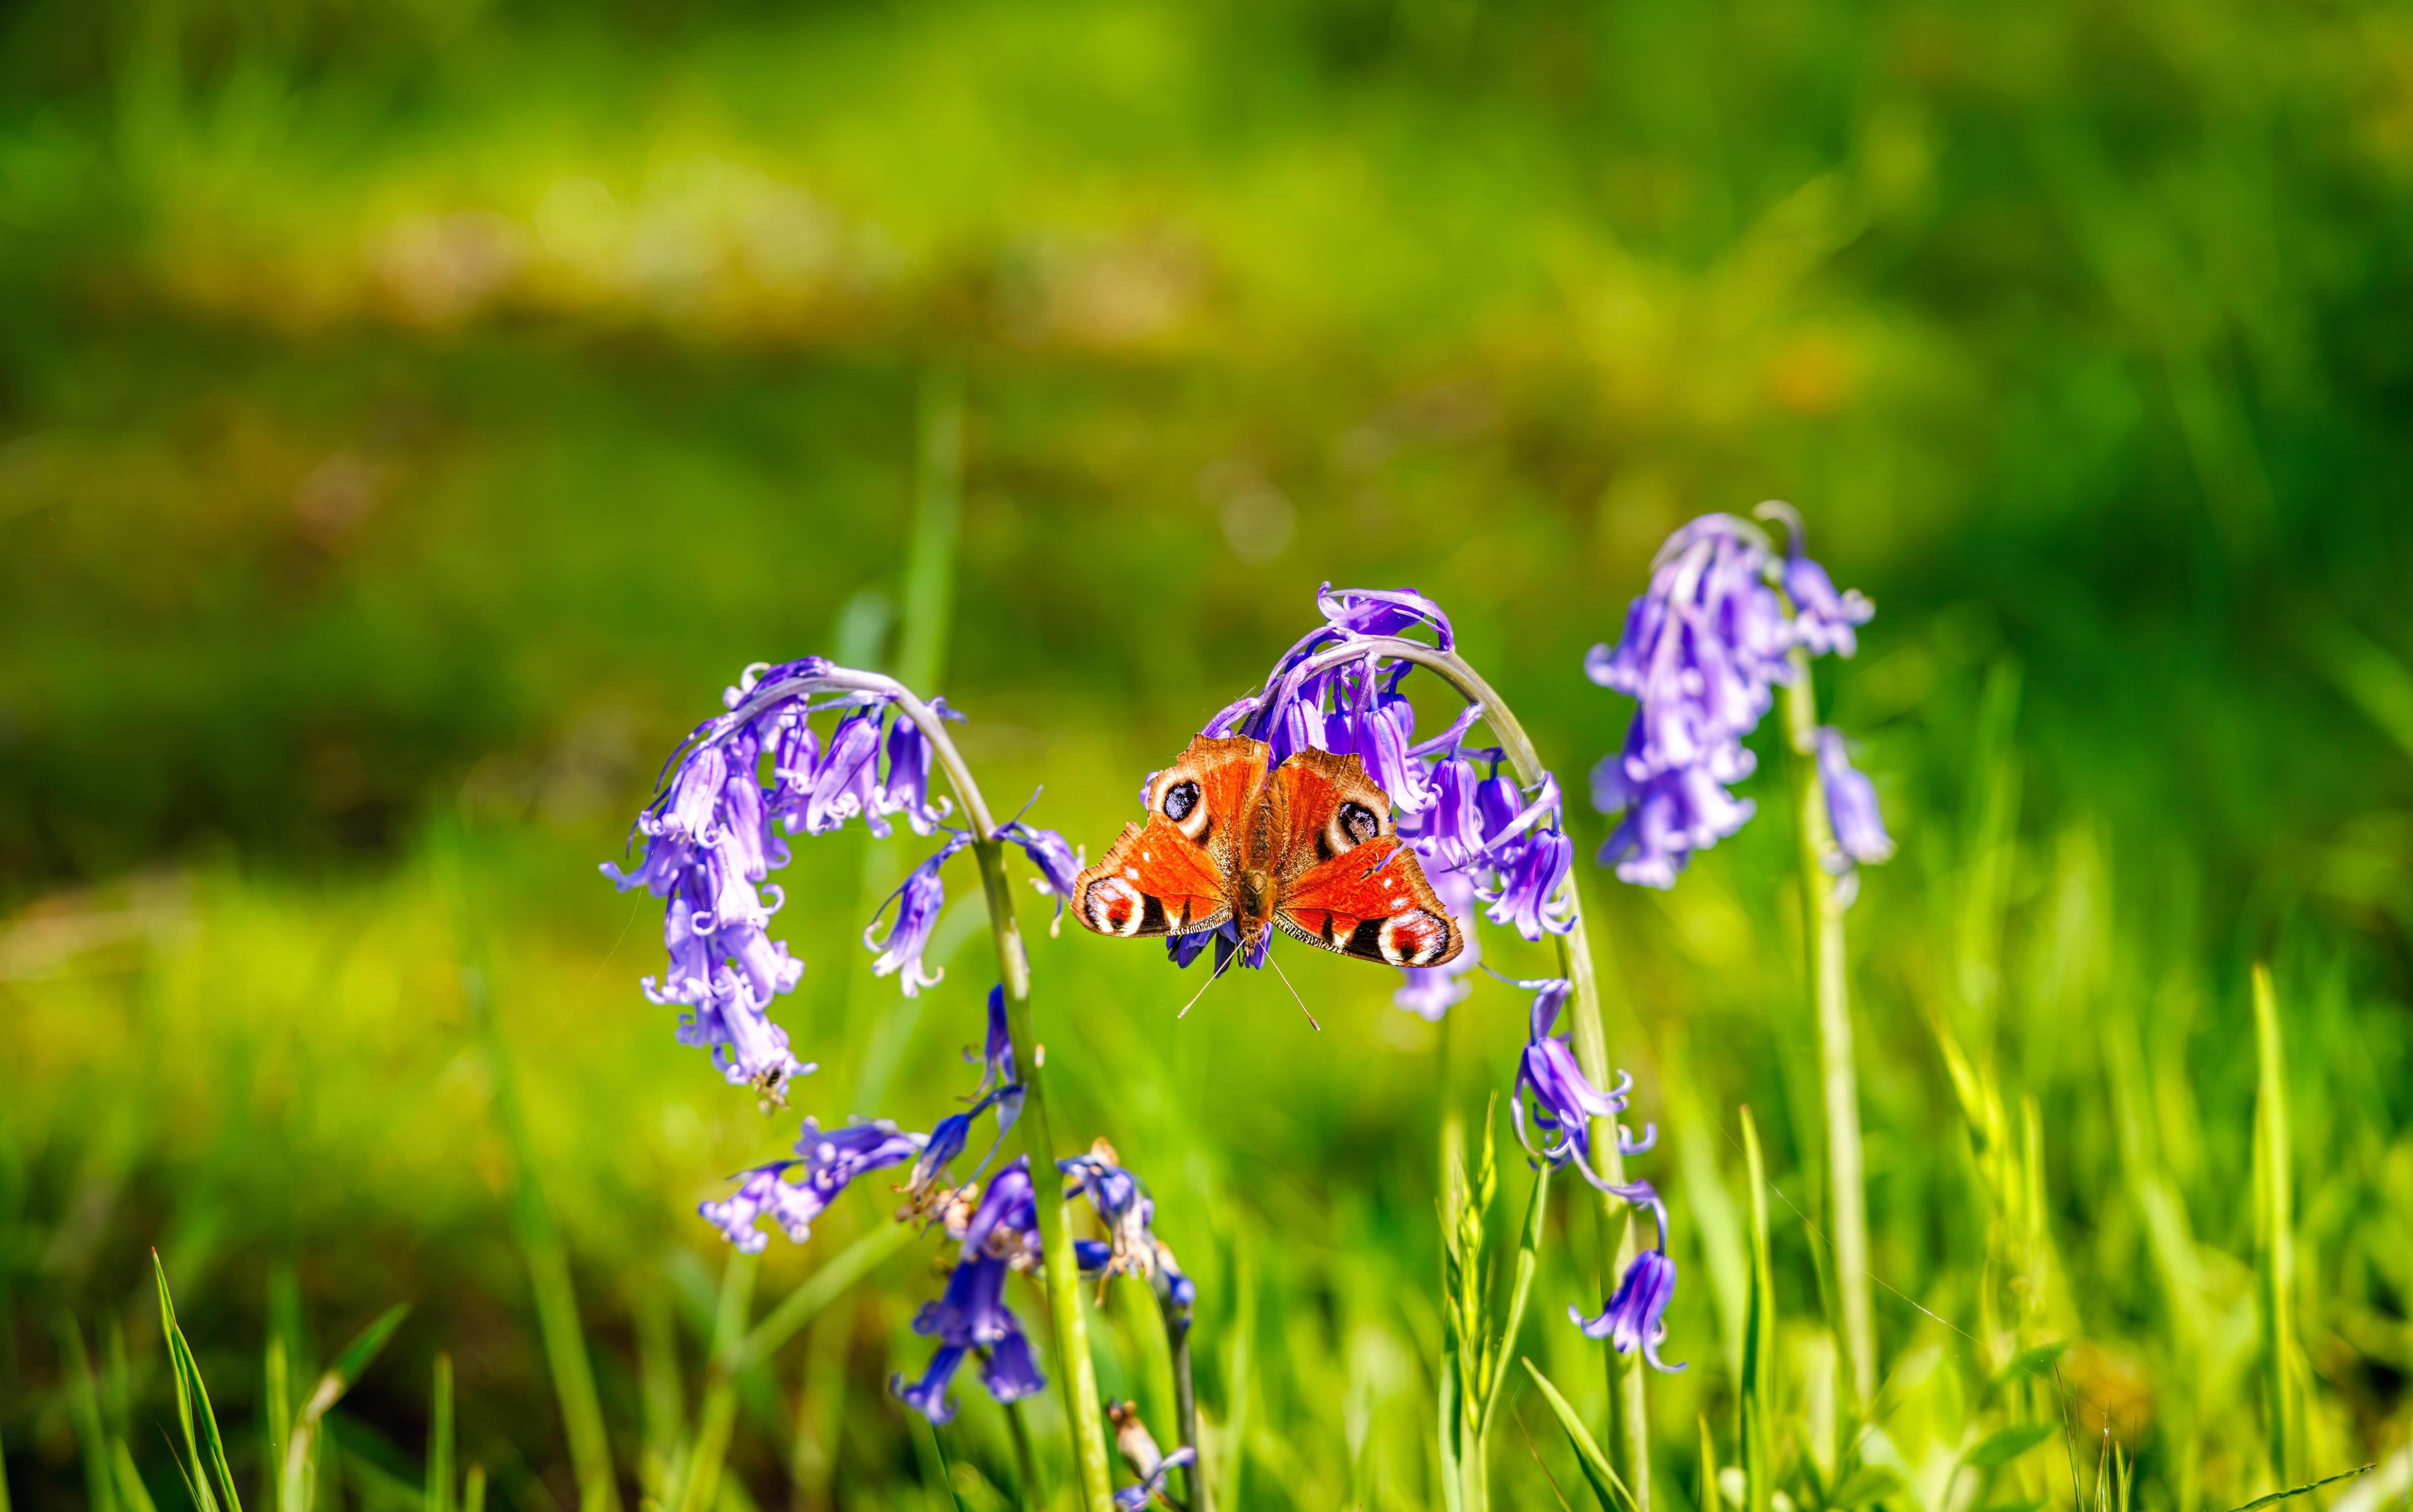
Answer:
1074, 735, 1463, 968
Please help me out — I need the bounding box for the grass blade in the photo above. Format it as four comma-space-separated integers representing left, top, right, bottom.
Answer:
282, 1302, 410, 1512
1520, 1359, 1634, 1512
1481, 1160, 1553, 1427
733, 1221, 912, 1372
113, 1438, 163, 1512
154, 1252, 241, 1512
59, 1316, 118, 1512
265, 1337, 290, 1512
1697, 1416, 1721, 1512
427, 1355, 454, 1512
1737, 1109, 1774, 1512
2253, 963, 2305, 1488
460, 951, 621, 1512
461, 1468, 485, 1512
2222, 1465, 2375, 1512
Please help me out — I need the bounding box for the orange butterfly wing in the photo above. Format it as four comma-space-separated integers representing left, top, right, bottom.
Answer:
1264, 748, 1464, 968
1073, 735, 1267, 939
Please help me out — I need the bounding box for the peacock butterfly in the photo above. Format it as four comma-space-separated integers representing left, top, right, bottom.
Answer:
1072, 734, 1463, 969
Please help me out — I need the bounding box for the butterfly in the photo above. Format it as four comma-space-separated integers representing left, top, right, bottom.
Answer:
1072, 734, 1464, 969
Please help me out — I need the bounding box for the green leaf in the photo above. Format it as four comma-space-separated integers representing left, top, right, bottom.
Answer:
324, 1305, 410, 1401
154, 1253, 242, 1512
1519, 1359, 1634, 1512
1828, 1464, 1907, 1510
1963, 1424, 2055, 1473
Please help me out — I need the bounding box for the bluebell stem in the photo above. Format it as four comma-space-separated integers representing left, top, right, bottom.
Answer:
605, 659, 1078, 1100
1210, 585, 1666, 1504
1588, 502, 1884, 1410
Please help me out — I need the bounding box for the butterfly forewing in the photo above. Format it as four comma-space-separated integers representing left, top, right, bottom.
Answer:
1072, 736, 1267, 939
1266, 751, 1464, 968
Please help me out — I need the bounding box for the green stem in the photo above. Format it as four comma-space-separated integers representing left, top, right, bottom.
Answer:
1780, 661, 1875, 1410
912, 697, 1117, 1512
1165, 1305, 1210, 1512
1004, 1402, 1045, 1511
1287, 637, 1652, 1511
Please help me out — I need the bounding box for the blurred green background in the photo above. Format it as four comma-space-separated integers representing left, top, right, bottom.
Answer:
6, 0, 2413, 1508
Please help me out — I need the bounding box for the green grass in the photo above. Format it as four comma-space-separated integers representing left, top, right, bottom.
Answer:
6, 0, 2413, 1507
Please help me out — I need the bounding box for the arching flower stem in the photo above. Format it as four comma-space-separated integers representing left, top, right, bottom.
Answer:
723, 665, 1120, 1512
1285, 636, 1654, 1511
1781, 649, 1875, 1413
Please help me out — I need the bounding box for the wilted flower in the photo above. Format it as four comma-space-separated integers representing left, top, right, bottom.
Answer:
608, 660, 1078, 1095
1588, 507, 1884, 889
1062, 1140, 1156, 1284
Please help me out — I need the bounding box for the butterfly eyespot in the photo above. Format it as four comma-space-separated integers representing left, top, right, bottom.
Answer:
1163, 780, 1200, 822
1339, 801, 1382, 845
1377, 909, 1451, 967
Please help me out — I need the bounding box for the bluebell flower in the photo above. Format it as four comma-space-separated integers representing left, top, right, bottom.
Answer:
872, 699, 957, 836
1316, 582, 1455, 648
1480, 825, 1574, 942
1510, 979, 1656, 1190
1815, 727, 1892, 874
996, 819, 1084, 928
1114, 1447, 1197, 1510
801, 707, 888, 837
613, 662, 1062, 1094
699, 1118, 923, 1252
1570, 1245, 1683, 1374
1587, 507, 1882, 889
1335, 659, 1432, 814
971, 984, 1026, 1135
865, 831, 973, 996
895, 1156, 1047, 1423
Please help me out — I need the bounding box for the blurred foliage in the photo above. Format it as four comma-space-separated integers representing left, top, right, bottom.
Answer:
4, 0, 2412, 1508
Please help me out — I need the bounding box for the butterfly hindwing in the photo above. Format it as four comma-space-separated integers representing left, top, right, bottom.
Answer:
1265, 749, 1464, 968
1072, 735, 1269, 940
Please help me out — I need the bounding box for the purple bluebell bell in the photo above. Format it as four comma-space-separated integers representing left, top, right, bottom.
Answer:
1815, 727, 1892, 873
1334, 658, 1432, 814
612, 661, 1063, 1093
1570, 1244, 1683, 1374
971, 984, 1026, 1135
699, 1118, 923, 1252
895, 1156, 1048, 1422
1114, 1447, 1198, 1511
872, 699, 956, 836
1587, 507, 1883, 889
800, 707, 887, 837
996, 819, 1084, 928
1510, 979, 1656, 1190
865, 831, 972, 996
1316, 583, 1455, 648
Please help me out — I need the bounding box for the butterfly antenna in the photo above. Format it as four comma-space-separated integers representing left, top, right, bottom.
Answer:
1266, 951, 1323, 1032
1175, 948, 1233, 1020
